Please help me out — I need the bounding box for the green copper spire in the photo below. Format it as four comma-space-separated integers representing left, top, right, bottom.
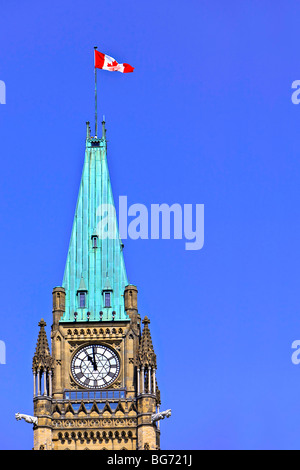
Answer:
61, 122, 129, 322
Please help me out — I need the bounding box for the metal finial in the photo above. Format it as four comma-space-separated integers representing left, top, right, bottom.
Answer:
102, 115, 106, 140
86, 121, 90, 139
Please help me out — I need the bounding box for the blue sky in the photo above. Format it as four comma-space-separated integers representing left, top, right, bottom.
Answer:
1, 0, 300, 450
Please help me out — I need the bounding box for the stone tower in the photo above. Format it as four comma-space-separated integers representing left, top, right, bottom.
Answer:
32, 120, 162, 450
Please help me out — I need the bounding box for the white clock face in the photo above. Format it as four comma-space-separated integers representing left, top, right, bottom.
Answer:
71, 344, 120, 389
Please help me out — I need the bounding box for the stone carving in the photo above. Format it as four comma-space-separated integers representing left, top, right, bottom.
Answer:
52, 417, 137, 428
151, 409, 171, 423
15, 412, 38, 425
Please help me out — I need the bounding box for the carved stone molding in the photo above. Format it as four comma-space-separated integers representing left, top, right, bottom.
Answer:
53, 417, 137, 428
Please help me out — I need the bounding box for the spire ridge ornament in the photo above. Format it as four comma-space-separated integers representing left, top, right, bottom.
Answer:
142, 316, 150, 326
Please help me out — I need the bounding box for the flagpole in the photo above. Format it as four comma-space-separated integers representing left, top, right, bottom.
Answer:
94, 46, 98, 138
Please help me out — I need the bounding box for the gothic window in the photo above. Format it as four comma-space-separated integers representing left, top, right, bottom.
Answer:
92, 235, 98, 248
104, 292, 111, 307
56, 293, 60, 308
79, 292, 86, 308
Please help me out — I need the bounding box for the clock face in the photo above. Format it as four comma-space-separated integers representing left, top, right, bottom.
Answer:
71, 344, 120, 389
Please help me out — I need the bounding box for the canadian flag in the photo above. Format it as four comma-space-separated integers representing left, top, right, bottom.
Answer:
94, 50, 134, 73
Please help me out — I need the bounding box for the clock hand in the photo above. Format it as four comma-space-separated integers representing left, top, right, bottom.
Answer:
92, 346, 97, 371
87, 352, 97, 371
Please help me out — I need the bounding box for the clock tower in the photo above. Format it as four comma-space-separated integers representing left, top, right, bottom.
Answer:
32, 120, 163, 450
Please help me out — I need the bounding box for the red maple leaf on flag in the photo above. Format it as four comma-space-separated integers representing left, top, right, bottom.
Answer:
107, 60, 118, 68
